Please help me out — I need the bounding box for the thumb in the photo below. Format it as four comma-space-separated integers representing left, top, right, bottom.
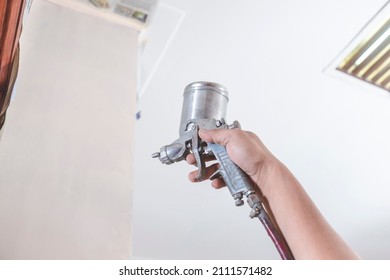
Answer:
199, 128, 233, 146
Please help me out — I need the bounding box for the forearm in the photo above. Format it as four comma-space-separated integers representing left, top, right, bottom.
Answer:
259, 160, 359, 259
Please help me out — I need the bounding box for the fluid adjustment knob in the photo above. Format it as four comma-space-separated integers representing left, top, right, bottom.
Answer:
233, 193, 244, 206
228, 120, 241, 129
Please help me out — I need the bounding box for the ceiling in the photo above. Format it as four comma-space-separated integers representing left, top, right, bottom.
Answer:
132, 0, 390, 259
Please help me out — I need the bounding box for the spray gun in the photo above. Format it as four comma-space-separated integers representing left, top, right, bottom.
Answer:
152, 81, 294, 260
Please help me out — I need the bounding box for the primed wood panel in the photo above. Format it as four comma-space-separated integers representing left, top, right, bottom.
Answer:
0, 0, 138, 259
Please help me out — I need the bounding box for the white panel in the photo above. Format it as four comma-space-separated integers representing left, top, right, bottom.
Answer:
0, 0, 138, 259
138, 2, 185, 100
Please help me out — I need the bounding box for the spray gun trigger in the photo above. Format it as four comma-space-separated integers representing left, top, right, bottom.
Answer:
209, 169, 222, 180
195, 159, 206, 181
189, 125, 206, 181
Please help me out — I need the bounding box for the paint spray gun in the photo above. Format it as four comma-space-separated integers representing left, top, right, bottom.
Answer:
152, 81, 294, 259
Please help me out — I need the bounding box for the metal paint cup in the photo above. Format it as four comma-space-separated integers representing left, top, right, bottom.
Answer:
179, 81, 229, 136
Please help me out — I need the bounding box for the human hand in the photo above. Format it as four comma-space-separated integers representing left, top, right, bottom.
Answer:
187, 128, 360, 260
186, 128, 279, 191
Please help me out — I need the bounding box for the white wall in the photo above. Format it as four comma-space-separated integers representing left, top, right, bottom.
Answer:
0, 0, 138, 259
132, 0, 390, 259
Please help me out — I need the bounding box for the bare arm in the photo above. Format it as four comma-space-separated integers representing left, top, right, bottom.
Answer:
187, 128, 359, 260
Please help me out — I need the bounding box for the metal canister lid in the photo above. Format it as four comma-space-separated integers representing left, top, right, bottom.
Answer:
184, 81, 229, 101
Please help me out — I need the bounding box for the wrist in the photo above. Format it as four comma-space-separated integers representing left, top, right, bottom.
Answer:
254, 157, 289, 197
